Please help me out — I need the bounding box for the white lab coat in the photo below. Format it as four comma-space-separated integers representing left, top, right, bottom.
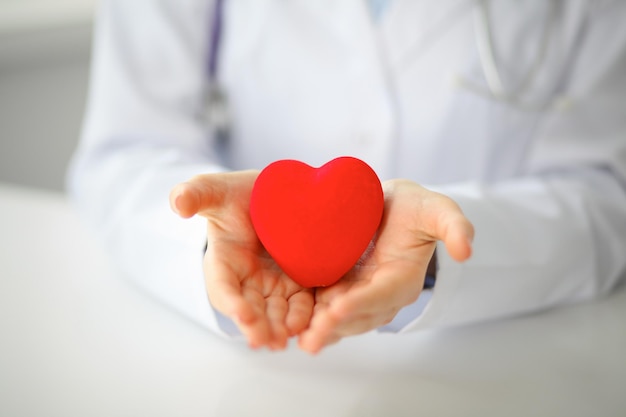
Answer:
68, 0, 626, 337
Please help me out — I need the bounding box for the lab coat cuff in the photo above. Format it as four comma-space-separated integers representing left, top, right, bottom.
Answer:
397, 240, 465, 333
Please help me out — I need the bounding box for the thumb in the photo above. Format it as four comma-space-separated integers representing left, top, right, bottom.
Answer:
169, 170, 258, 218
438, 210, 474, 262
169, 182, 202, 218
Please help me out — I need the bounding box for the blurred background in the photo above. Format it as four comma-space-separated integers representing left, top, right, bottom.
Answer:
0, 0, 97, 191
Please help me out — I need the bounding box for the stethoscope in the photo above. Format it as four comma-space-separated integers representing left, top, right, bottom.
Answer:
203, 0, 230, 142
453, 0, 575, 112
202, 0, 572, 136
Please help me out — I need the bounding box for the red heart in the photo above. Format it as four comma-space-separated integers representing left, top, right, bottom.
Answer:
250, 156, 384, 288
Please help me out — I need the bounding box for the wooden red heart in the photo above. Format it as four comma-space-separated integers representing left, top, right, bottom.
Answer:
250, 156, 384, 288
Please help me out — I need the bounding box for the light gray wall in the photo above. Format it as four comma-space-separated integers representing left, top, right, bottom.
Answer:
0, 21, 92, 191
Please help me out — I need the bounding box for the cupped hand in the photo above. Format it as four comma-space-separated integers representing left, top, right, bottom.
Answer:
298, 179, 474, 354
170, 171, 314, 350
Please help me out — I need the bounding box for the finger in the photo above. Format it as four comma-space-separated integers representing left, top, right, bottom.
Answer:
170, 171, 258, 218
437, 210, 474, 262
237, 314, 269, 349
328, 310, 397, 338
410, 192, 474, 261
211, 291, 268, 349
320, 334, 343, 349
285, 291, 315, 336
265, 295, 289, 350
239, 286, 272, 348
380, 182, 474, 262
169, 177, 225, 219
205, 260, 272, 348
297, 291, 352, 353
299, 302, 398, 354
205, 261, 248, 316
328, 263, 422, 319
298, 307, 340, 354
207, 279, 267, 346
299, 332, 342, 355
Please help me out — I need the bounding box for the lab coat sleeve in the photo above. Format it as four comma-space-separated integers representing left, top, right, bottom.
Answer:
67, 0, 235, 336
402, 2, 626, 332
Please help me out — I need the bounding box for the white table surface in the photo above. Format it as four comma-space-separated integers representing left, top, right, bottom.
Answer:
1, 182, 625, 417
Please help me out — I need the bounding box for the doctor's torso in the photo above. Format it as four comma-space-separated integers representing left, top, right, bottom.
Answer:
216, 0, 583, 183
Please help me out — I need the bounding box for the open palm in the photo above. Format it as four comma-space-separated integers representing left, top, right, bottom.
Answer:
298, 179, 474, 353
171, 171, 314, 350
